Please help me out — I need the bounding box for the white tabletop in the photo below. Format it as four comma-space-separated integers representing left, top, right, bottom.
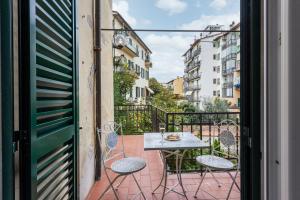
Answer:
144, 132, 210, 151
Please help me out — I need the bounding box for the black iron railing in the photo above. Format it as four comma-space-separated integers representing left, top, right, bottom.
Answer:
115, 104, 240, 172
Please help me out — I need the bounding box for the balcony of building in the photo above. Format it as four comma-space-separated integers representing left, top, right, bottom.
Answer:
221, 53, 237, 63
184, 61, 201, 73
222, 66, 236, 75
122, 43, 139, 57
145, 54, 153, 68
223, 81, 234, 89
221, 39, 238, 50
87, 105, 241, 200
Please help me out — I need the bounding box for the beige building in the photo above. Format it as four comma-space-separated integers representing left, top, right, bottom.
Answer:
113, 11, 153, 104
166, 77, 185, 98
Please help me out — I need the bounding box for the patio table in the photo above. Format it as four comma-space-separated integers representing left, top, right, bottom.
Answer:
144, 132, 210, 200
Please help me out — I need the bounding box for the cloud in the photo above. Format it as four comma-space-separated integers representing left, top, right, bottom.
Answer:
210, 0, 229, 10
155, 0, 187, 15
113, 0, 137, 26
145, 34, 193, 82
180, 12, 240, 30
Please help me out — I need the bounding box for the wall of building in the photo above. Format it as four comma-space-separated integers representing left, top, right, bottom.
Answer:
113, 17, 150, 103
173, 77, 184, 97
78, 0, 114, 199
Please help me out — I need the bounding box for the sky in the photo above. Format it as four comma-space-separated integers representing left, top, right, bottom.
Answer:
112, 0, 240, 83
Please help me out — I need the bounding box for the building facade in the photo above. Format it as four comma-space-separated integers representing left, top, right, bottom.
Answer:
216, 23, 240, 109
183, 23, 241, 110
183, 25, 223, 109
113, 11, 153, 104
166, 76, 184, 98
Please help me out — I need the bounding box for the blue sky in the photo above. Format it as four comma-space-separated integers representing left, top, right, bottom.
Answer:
112, 0, 240, 82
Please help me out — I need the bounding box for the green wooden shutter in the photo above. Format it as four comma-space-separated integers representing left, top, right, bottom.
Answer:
20, 0, 78, 199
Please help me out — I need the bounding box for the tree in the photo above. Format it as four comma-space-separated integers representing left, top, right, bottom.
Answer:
179, 102, 197, 113
202, 97, 231, 112
114, 67, 138, 105
149, 78, 164, 95
148, 78, 179, 112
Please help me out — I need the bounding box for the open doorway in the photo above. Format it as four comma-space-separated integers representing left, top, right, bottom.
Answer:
91, 0, 261, 199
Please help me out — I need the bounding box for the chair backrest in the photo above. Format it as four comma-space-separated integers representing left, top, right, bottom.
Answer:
213, 119, 238, 148
96, 122, 125, 164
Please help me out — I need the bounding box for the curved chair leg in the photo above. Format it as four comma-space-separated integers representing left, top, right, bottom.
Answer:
226, 171, 240, 200
115, 175, 128, 190
99, 174, 121, 200
194, 168, 208, 198
208, 168, 222, 187
132, 173, 147, 200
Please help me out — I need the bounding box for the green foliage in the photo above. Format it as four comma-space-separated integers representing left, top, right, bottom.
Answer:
114, 69, 138, 105
203, 97, 231, 112
179, 102, 197, 113
149, 78, 180, 112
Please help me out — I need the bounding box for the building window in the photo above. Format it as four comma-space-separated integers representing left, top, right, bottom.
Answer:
213, 79, 217, 84
128, 38, 133, 45
141, 88, 145, 97
213, 91, 217, 96
130, 88, 133, 97
141, 68, 145, 78
136, 65, 140, 76
145, 70, 149, 80
213, 54, 220, 60
217, 78, 220, 85
136, 87, 140, 98
217, 90, 220, 97
142, 50, 144, 60
213, 41, 219, 48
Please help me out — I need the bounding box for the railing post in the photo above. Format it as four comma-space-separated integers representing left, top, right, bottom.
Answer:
165, 113, 169, 132
155, 107, 158, 132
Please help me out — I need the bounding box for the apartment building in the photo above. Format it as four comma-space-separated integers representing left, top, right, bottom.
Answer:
166, 76, 185, 98
113, 11, 153, 104
183, 23, 241, 110
216, 22, 241, 109
183, 25, 223, 109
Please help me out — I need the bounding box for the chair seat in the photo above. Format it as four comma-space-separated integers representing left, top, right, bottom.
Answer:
111, 157, 146, 174
196, 155, 234, 170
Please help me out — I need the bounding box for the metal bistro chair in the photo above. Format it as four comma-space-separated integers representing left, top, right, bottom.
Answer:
97, 122, 147, 200
194, 120, 240, 200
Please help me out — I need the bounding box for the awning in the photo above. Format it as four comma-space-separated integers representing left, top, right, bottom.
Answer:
185, 91, 193, 96
146, 87, 154, 94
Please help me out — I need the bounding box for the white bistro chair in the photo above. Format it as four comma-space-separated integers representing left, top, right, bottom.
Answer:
194, 120, 240, 200
97, 122, 147, 200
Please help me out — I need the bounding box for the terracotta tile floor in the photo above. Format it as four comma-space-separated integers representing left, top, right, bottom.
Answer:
87, 135, 240, 200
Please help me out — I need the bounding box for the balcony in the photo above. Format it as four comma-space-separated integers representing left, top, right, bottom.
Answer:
185, 84, 201, 91
222, 67, 236, 75
192, 48, 201, 57
222, 53, 237, 62
223, 81, 234, 88
122, 44, 139, 57
184, 61, 201, 73
87, 105, 240, 200
222, 39, 238, 50
145, 54, 152, 68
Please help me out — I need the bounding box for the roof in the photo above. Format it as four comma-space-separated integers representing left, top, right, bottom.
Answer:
214, 22, 240, 41
182, 33, 223, 56
113, 11, 152, 53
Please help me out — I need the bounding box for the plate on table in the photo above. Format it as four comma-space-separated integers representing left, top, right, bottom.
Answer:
165, 134, 181, 141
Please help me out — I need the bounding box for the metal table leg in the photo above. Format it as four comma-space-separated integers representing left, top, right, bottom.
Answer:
152, 150, 188, 199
